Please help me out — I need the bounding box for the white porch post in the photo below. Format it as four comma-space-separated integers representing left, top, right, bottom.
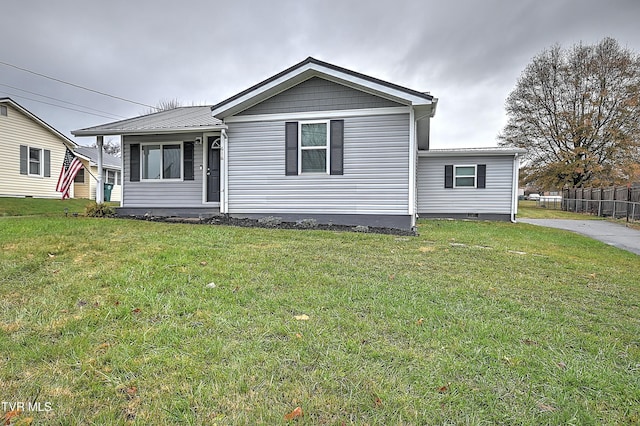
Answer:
96, 135, 104, 203
221, 128, 229, 214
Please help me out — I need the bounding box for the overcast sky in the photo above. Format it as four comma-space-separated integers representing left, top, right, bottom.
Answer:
2, 0, 639, 148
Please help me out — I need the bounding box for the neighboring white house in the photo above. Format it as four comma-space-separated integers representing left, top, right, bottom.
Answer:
73, 146, 122, 202
0, 97, 77, 198
72, 57, 525, 229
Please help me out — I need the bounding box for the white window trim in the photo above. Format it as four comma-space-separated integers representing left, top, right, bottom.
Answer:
103, 169, 119, 185
140, 142, 184, 181
27, 146, 43, 177
298, 120, 330, 175
453, 164, 477, 188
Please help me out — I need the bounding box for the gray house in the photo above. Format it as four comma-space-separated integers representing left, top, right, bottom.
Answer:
73, 57, 524, 230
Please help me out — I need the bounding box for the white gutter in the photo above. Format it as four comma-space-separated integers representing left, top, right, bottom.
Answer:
511, 153, 520, 223
72, 125, 228, 137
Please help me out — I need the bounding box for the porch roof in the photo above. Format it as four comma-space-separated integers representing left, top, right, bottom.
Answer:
72, 106, 225, 136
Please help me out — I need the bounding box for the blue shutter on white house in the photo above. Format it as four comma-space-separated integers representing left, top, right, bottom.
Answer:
329, 120, 344, 175
285, 122, 298, 175
130, 143, 140, 182
19, 145, 28, 175
183, 142, 195, 181
477, 164, 486, 188
444, 165, 454, 188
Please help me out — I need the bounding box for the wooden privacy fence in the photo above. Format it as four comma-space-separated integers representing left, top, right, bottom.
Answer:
562, 185, 640, 222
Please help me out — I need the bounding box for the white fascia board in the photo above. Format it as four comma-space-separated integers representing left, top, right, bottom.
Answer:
313, 65, 433, 106
418, 148, 527, 157
223, 106, 411, 123
211, 63, 432, 118
72, 125, 227, 137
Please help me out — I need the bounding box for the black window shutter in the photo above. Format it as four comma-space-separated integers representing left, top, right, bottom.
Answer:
330, 120, 344, 175
477, 164, 486, 188
43, 149, 51, 177
183, 142, 195, 180
285, 122, 298, 176
19, 145, 27, 175
444, 165, 453, 188
130, 143, 140, 182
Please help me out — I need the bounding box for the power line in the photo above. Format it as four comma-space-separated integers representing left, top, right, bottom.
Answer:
0, 60, 158, 110
0, 83, 127, 119
0, 90, 127, 120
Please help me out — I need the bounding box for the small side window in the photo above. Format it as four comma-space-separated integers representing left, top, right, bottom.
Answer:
0, 105, 7, 116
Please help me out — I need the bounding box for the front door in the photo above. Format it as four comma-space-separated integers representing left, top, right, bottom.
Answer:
206, 136, 221, 203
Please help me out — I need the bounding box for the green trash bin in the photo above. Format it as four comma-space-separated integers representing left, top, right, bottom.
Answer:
103, 183, 114, 202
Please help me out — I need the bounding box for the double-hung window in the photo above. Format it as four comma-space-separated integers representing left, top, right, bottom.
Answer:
454, 165, 476, 188
103, 169, 118, 185
141, 143, 182, 180
29, 147, 42, 176
299, 121, 329, 173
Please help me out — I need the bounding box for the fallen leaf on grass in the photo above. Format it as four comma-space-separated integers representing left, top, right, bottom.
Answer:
419, 246, 435, 253
294, 314, 309, 321
132, 308, 141, 314
200, 261, 208, 266
284, 406, 303, 421
522, 339, 538, 346
437, 384, 449, 393
388, 274, 395, 280
48, 253, 55, 258
537, 403, 556, 412
556, 361, 567, 370
416, 318, 424, 326
3, 409, 22, 425
206, 282, 217, 288
374, 396, 383, 407
295, 333, 303, 339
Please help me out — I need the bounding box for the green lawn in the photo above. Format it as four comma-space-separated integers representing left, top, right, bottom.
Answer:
1, 212, 639, 424
0, 197, 111, 217
517, 200, 603, 219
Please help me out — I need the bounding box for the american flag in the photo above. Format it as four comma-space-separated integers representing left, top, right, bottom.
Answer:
56, 148, 84, 199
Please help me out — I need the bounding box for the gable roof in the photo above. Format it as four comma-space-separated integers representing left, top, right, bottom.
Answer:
72, 106, 225, 137
210, 57, 437, 118
74, 146, 121, 169
0, 97, 77, 148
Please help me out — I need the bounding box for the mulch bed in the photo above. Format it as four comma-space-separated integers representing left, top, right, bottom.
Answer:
124, 214, 417, 236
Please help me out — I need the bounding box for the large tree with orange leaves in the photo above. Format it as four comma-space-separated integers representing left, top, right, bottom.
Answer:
500, 38, 640, 189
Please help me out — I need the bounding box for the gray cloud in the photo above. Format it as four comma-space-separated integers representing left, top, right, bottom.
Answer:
2, 0, 639, 147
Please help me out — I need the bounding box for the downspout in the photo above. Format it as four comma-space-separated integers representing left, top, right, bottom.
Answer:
408, 107, 416, 228
511, 153, 520, 223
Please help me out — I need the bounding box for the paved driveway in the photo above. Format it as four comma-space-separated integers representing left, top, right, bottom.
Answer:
519, 219, 640, 256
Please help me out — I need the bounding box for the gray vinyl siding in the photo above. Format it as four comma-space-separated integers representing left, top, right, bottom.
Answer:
227, 114, 410, 215
122, 133, 205, 208
417, 155, 514, 215
238, 77, 404, 116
